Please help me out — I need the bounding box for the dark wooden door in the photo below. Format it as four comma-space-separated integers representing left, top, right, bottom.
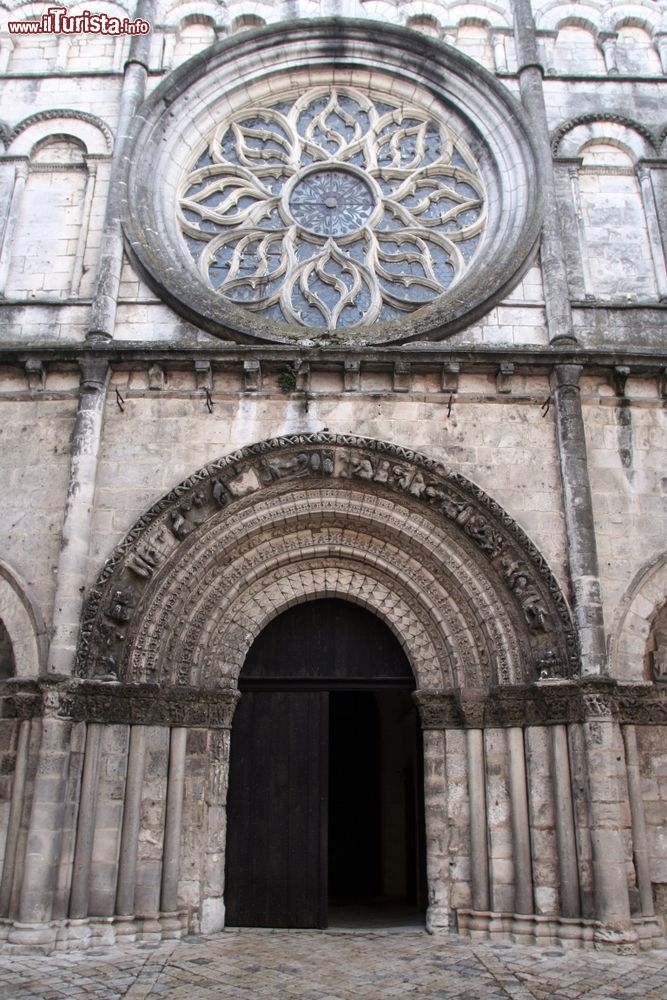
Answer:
225, 690, 328, 928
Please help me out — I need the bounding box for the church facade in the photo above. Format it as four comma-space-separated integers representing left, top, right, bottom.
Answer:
0, 0, 666, 953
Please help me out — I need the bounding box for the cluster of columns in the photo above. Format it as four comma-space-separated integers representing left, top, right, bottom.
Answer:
0, 713, 237, 949
421, 702, 658, 949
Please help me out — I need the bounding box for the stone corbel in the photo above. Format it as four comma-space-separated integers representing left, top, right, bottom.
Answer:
612, 366, 630, 398
25, 358, 45, 391
496, 363, 514, 394
344, 359, 360, 392
195, 359, 212, 392
393, 361, 410, 393
148, 363, 165, 391
441, 362, 460, 393
243, 359, 261, 392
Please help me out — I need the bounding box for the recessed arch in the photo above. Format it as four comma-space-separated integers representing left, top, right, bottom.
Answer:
609, 551, 667, 681
0, 559, 47, 678
77, 435, 577, 691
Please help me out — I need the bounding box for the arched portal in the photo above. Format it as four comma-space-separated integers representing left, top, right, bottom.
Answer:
225, 599, 426, 929
69, 435, 580, 942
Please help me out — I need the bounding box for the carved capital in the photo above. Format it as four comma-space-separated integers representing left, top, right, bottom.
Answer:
413, 690, 461, 728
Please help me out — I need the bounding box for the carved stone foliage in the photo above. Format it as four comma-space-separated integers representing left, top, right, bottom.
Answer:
4, 679, 666, 729
76, 435, 577, 689
413, 681, 667, 729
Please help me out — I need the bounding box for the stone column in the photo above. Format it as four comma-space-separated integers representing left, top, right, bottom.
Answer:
70, 161, 98, 297
622, 724, 654, 916
422, 728, 450, 931
86, 0, 155, 341
636, 165, 667, 300
160, 727, 187, 918
657, 34, 667, 75
511, 0, 577, 346
599, 33, 619, 74
201, 689, 239, 935
0, 719, 31, 917
507, 727, 533, 915
202, 727, 231, 934
581, 684, 636, 950
69, 723, 103, 919
48, 359, 110, 677
115, 724, 146, 919
0, 160, 28, 295
551, 365, 607, 676
550, 723, 580, 917
8, 690, 72, 948
466, 728, 490, 912
414, 691, 457, 931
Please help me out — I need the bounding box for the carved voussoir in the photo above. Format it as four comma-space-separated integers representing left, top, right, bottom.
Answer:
75, 435, 578, 687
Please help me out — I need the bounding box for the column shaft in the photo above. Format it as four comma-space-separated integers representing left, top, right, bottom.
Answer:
69, 723, 103, 918
10, 717, 72, 946
86, 0, 154, 340
466, 728, 490, 912
160, 727, 187, 914
507, 727, 533, 914
115, 725, 146, 916
48, 360, 110, 676
551, 365, 607, 675
422, 728, 450, 930
550, 724, 580, 917
0, 720, 31, 917
622, 724, 654, 916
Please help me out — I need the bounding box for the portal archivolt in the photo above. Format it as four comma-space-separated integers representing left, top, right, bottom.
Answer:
77, 435, 577, 689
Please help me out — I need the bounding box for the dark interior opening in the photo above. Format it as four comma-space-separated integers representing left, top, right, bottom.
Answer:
226, 598, 426, 929
328, 689, 425, 928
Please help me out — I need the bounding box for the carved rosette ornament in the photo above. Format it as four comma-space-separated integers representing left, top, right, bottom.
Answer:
76, 435, 578, 690
178, 87, 486, 333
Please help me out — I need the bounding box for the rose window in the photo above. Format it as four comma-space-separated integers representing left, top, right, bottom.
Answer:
178, 87, 487, 333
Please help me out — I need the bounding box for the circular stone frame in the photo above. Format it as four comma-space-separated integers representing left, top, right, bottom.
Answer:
122, 20, 544, 346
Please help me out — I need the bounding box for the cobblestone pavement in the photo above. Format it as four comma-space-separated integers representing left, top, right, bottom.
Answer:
1, 929, 666, 1000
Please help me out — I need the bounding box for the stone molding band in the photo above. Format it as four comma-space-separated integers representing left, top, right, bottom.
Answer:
2, 678, 665, 728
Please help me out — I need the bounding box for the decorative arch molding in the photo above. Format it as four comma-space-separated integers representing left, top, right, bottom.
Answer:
77, 435, 577, 690
601, 3, 661, 36
162, 0, 227, 31
551, 113, 658, 157
535, 2, 604, 33
609, 551, 667, 681
6, 110, 113, 157
445, 3, 511, 29
0, 559, 47, 678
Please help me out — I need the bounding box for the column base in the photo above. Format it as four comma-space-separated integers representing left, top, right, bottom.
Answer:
456, 909, 666, 952
0, 911, 189, 953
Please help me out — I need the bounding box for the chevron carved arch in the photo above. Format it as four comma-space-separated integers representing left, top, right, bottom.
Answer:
77, 435, 578, 690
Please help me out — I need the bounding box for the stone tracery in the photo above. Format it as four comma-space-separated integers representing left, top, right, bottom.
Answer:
178, 86, 486, 332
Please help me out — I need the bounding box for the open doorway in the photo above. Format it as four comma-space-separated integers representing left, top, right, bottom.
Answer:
328, 689, 425, 928
225, 599, 426, 929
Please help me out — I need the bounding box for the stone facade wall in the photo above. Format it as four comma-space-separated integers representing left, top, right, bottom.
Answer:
0, 0, 665, 956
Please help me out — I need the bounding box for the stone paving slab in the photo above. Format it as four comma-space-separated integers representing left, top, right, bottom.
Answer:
0, 930, 666, 1000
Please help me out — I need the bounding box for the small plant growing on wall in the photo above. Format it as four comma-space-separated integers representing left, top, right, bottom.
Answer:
278, 363, 297, 394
